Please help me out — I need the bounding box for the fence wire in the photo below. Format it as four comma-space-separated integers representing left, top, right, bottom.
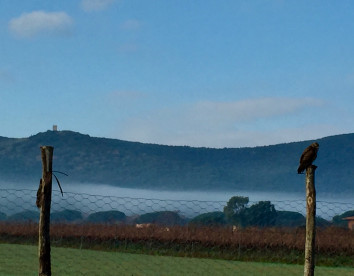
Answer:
0, 188, 353, 275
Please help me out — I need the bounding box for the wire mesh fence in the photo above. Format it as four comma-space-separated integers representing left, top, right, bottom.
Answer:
0, 188, 353, 275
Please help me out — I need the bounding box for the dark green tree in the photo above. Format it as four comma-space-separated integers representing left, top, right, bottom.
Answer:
51, 209, 83, 223
135, 211, 186, 226
332, 210, 354, 227
0, 212, 7, 221
189, 212, 226, 226
223, 196, 249, 225
275, 211, 305, 227
316, 216, 331, 228
86, 210, 126, 224
7, 210, 39, 222
243, 201, 277, 227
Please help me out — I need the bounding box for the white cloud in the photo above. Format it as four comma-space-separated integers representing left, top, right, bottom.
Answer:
191, 97, 323, 124
118, 97, 327, 148
81, 0, 116, 12
8, 11, 73, 38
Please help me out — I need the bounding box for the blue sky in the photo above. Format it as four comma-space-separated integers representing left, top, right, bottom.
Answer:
1, 0, 354, 148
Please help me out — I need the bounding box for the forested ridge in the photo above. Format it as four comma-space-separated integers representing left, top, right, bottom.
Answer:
0, 130, 353, 192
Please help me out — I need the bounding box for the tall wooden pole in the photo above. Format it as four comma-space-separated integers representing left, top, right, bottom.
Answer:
38, 146, 53, 276
304, 165, 316, 276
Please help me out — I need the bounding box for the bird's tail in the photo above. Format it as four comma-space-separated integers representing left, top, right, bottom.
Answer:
297, 165, 305, 174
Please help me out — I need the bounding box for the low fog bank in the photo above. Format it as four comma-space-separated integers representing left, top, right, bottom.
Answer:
1, 181, 353, 203
1, 182, 353, 220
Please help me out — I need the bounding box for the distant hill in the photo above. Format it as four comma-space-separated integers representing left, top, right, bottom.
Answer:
0, 130, 353, 193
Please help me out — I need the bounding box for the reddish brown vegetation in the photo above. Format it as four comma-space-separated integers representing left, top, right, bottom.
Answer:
1, 222, 353, 255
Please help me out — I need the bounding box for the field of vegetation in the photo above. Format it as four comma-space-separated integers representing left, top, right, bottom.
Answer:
1, 222, 353, 268
1, 243, 353, 276
1, 189, 353, 274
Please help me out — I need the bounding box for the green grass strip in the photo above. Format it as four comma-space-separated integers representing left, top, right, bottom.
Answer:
0, 243, 353, 276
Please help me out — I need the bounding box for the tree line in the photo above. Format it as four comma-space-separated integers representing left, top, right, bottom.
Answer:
1, 195, 353, 228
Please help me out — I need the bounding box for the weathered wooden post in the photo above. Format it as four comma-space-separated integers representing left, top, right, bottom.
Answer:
304, 165, 316, 276
37, 146, 53, 276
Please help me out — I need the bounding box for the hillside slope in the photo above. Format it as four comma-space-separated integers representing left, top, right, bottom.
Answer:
0, 131, 353, 192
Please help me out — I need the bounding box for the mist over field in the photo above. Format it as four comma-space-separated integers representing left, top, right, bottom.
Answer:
1, 181, 353, 220
0, 130, 353, 221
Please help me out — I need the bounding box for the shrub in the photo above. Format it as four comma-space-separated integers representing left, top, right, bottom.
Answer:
275, 211, 305, 227
51, 209, 83, 223
86, 210, 126, 223
0, 212, 7, 221
7, 210, 39, 222
135, 211, 186, 226
332, 210, 354, 228
189, 212, 226, 226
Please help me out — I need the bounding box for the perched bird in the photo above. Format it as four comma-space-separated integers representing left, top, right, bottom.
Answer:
297, 142, 319, 174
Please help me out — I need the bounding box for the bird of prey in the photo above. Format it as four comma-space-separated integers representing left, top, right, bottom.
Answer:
297, 142, 319, 174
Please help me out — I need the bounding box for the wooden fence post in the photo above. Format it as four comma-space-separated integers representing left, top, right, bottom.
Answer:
37, 146, 53, 276
304, 165, 316, 276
